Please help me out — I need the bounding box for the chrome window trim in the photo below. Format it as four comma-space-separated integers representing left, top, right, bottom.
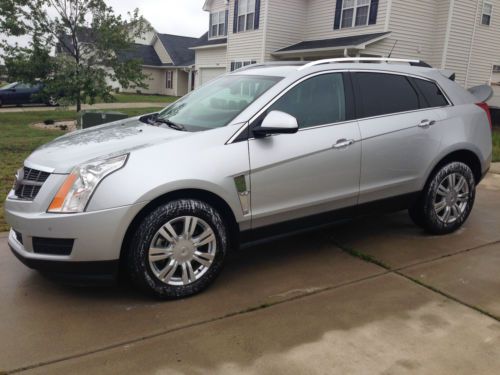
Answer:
226, 68, 453, 144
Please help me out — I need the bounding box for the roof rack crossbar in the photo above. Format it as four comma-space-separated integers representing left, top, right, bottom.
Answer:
298, 57, 421, 71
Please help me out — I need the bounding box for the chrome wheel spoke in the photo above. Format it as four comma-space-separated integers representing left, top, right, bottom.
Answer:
434, 200, 447, 213
149, 246, 173, 262
158, 223, 178, 243
159, 259, 178, 282
184, 216, 198, 239
442, 206, 451, 223
447, 173, 456, 189
193, 251, 214, 267
437, 185, 449, 196
451, 204, 460, 220
181, 262, 196, 285
193, 229, 215, 247
454, 176, 466, 192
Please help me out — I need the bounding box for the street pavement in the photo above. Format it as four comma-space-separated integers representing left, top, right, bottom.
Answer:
1, 173, 500, 374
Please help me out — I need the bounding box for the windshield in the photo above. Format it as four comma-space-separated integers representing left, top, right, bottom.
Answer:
157, 75, 282, 131
1, 82, 17, 90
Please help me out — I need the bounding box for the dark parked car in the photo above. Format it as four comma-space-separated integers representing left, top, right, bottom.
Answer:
0, 82, 58, 107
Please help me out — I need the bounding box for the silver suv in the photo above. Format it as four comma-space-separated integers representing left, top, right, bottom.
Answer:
5, 58, 493, 299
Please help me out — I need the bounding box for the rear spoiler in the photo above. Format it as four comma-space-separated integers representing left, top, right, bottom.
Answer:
468, 85, 493, 103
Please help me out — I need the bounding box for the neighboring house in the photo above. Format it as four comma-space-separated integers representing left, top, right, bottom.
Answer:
56, 24, 198, 97
193, 0, 500, 88
118, 33, 198, 96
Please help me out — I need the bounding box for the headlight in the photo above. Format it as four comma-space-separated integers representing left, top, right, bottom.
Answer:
48, 154, 128, 213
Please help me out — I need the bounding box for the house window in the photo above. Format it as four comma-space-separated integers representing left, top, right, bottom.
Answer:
210, 11, 226, 38
237, 0, 256, 32
493, 65, 500, 73
482, 2, 493, 26
341, 0, 371, 28
230, 60, 257, 71
166, 71, 173, 89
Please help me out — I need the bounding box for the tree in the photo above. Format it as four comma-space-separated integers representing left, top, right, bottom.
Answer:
0, 0, 150, 111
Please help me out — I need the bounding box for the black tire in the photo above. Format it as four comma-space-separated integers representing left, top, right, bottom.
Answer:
127, 199, 228, 299
409, 162, 476, 235
0, 98, 2, 107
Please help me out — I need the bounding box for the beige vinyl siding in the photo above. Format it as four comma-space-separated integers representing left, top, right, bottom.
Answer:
361, 0, 438, 63
122, 67, 163, 94
431, 0, 451, 68
465, 0, 500, 87
227, 0, 265, 63
153, 37, 173, 64
305, 0, 388, 41
177, 70, 189, 96
195, 46, 228, 68
264, 0, 306, 60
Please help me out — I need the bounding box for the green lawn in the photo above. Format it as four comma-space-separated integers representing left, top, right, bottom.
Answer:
110, 93, 178, 104
0, 107, 162, 232
494, 128, 500, 162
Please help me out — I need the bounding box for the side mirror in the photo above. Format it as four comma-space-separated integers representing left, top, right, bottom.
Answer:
253, 110, 299, 137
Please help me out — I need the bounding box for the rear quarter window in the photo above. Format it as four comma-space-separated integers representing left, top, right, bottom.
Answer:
353, 72, 420, 118
412, 78, 449, 108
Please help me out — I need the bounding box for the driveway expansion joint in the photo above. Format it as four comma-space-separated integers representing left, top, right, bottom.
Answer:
332, 239, 500, 324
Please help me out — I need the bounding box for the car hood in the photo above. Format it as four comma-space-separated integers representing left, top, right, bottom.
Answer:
26, 116, 189, 173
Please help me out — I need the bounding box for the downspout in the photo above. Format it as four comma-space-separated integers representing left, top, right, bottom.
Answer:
464, 0, 481, 87
441, 0, 455, 69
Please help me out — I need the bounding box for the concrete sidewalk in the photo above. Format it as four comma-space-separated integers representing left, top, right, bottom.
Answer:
0, 102, 165, 113
1, 174, 500, 374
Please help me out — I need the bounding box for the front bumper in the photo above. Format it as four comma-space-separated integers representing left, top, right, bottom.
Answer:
5, 199, 147, 279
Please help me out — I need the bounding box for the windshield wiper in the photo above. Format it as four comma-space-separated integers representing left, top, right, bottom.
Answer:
155, 117, 186, 131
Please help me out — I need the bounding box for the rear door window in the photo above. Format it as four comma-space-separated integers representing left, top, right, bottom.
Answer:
412, 78, 449, 108
353, 72, 420, 118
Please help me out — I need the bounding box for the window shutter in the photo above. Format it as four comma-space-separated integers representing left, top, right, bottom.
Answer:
254, 0, 261, 29
225, 9, 229, 35
368, 0, 379, 25
233, 0, 239, 33
333, 0, 343, 30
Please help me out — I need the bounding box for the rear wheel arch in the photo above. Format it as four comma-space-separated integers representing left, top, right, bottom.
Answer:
120, 189, 240, 271
427, 149, 482, 186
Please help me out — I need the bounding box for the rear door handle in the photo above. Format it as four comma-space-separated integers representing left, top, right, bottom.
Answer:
333, 139, 355, 149
418, 119, 436, 129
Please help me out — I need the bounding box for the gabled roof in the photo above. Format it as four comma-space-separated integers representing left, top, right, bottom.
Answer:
274, 32, 391, 55
191, 32, 227, 49
118, 44, 167, 67
156, 33, 198, 66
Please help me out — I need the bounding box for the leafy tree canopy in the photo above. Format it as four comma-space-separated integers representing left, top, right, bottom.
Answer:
0, 0, 151, 110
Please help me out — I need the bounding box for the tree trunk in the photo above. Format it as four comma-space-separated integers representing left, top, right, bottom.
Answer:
76, 93, 81, 112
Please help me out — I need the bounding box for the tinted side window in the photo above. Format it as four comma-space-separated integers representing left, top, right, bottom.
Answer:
354, 73, 420, 118
268, 73, 346, 129
413, 78, 448, 108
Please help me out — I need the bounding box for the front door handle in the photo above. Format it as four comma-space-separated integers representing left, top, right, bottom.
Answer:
418, 119, 436, 129
333, 139, 355, 149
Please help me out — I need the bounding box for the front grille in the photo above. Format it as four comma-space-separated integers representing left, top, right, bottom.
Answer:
32, 237, 74, 256
23, 167, 50, 183
14, 167, 50, 200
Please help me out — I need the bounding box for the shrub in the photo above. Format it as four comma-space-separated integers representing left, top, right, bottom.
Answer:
43, 119, 55, 125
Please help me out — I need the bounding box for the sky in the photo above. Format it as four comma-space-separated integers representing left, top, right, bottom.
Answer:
0, 0, 208, 54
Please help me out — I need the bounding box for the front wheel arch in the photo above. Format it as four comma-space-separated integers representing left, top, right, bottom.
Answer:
119, 189, 240, 275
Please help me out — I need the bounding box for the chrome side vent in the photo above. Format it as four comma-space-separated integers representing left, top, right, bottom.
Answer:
234, 175, 250, 215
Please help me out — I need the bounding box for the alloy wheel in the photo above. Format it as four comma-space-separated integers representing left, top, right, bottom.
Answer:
433, 172, 470, 224
148, 216, 217, 286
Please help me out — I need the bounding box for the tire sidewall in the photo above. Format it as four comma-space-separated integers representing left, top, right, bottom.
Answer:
423, 162, 476, 234
128, 199, 228, 299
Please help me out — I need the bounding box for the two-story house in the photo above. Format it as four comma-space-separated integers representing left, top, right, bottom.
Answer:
192, 0, 500, 89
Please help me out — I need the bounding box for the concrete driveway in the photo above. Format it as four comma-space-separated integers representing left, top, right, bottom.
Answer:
1, 172, 500, 374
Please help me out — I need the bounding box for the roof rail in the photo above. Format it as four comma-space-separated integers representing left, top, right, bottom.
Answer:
298, 57, 421, 71
235, 61, 305, 72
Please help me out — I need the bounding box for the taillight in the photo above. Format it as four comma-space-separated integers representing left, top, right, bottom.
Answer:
476, 102, 492, 130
